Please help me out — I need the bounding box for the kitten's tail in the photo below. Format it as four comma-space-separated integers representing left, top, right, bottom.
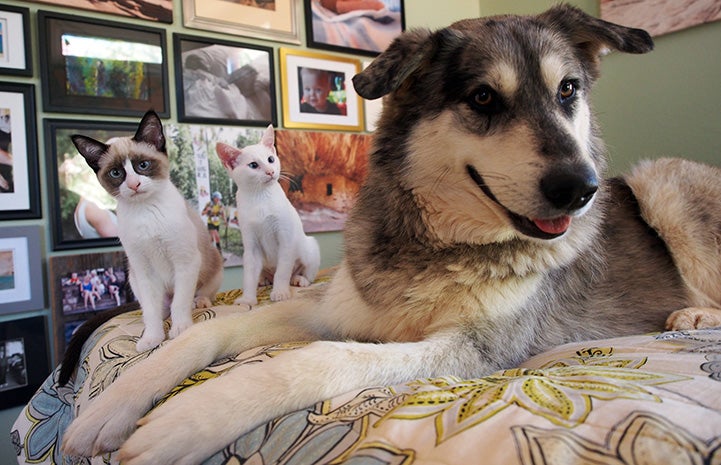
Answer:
58, 301, 141, 386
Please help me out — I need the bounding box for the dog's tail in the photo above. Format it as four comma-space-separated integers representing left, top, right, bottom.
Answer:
58, 302, 141, 386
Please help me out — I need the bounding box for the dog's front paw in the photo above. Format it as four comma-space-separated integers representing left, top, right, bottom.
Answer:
666, 307, 721, 330
62, 392, 143, 457
118, 401, 225, 465
136, 330, 165, 352
168, 319, 193, 340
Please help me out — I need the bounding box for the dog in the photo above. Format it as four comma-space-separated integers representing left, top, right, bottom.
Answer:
61, 5, 721, 464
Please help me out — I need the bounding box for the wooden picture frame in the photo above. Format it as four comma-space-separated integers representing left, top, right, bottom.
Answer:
0, 225, 44, 315
0, 82, 40, 220
44, 119, 137, 251
182, 0, 301, 45
48, 251, 135, 364
0, 4, 32, 76
279, 48, 363, 131
304, 0, 405, 56
174, 34, 277, 127
38, 11, 169, 117
0, 316, 50, 409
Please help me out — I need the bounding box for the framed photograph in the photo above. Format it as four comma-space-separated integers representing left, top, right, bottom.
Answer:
0, 5, 31, 76
0, 226, 43, 315
279, 48, 363, 131
182, 0, 300, 45
276, 129, 371, 232
164, 122, 265, 267
601, 0, 721, 37
174, 34, 277, 127
0, 316, 50, 409
0, 82, 40, 220
304, 0, 405, 56
26, 0, 173, 23
44, 119, 137, 251
49, 251, 135, 363
38, 11, 169, 117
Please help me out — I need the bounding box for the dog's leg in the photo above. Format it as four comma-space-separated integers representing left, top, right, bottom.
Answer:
116, 331, 496, 465
61, 298, 320, 458
665, 307, 721, 330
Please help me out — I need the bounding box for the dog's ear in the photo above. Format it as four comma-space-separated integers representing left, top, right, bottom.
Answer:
539, 4, 653, 77
353, 28, 461, 100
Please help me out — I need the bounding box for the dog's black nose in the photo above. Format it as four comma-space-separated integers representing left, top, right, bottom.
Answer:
540, 169, 598, 211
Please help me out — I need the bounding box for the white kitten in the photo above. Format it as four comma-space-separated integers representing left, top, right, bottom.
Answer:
216, 125, 320, 306
72, 111, 224, 352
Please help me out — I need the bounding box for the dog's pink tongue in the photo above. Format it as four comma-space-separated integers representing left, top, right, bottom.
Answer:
533, 216, 572, 235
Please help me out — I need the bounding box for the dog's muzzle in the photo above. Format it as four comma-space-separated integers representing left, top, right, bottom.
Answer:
467, 165, 598, 240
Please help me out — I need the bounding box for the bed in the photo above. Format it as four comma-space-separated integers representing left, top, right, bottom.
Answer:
11, 278, 721, 465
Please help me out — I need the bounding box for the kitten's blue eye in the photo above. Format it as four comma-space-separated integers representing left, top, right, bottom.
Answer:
248, 162, 259, 169
137, 160, 151, 171
109, 169, 123, 179
268, 156, 275, 163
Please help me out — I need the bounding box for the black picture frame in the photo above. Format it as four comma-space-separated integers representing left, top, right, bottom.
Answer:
0, 82, 40, 220
0, 316, 50, 409
48, 251, 135, 364
38, 11, 169, 117
44, 118, 139, 251
173, 34, 277, 127
304, 0, 405, 57
0, 4, 32, 76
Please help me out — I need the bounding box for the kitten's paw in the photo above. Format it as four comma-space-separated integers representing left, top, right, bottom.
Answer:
291, 275, 312, 287
194, 296, 213, 308
169, 320, 193, 340
136, 332, 165, 352
270, 287, 292, 302
233, 296, 257, 308
666, 307, 721, 330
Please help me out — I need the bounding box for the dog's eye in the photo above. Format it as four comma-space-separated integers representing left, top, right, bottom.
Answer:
558, 80, 577, 103
470, 85, 502, 114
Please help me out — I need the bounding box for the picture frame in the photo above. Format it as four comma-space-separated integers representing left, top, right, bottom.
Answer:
173, 34, 278, 127
0, 316, 50, 409
304, 0, 405, 56
182, 0, 301, 45
0, 4, 32, 76
0, 226, 44, 315
279, 48, 364, 131
25, 0, 173, 23
0, 82, 40, 220
44, 119, 137, 251
38, 11, 170, 117
48, 251, 135, 364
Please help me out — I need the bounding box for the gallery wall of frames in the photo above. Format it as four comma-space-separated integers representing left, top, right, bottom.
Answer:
0, 0, 404, 409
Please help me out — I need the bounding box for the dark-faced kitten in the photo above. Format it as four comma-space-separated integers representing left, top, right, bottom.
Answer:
71, 110, 224, 351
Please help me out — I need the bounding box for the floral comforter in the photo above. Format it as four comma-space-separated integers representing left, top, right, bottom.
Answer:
11, 285, 721, 464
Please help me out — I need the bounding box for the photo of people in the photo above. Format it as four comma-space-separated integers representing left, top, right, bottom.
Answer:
0, 108, 13, 193
49, 251, 134, 318
298, 67, 346, 115
0, 337, 27, 392
179, 38, 274, 124
0, 249, 13, 292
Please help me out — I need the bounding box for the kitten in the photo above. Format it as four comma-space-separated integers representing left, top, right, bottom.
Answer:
216, 125, 320, 306
71, 110, 224, 352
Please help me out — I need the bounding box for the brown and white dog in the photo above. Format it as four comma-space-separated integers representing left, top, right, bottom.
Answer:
62, 5, 721, 464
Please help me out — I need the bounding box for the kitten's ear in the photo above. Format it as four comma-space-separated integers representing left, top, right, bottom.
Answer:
71, 135, 107, 173
134, 110, 167, 154
216, 142, 241, 170
261, 124, 275, 150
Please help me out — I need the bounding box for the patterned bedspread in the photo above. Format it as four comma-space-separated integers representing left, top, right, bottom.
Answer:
11, 283, 721, 464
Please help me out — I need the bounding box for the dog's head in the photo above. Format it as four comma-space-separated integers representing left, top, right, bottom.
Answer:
353, 4, 652, 247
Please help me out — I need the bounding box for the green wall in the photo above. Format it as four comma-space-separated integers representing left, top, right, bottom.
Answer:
1, 0, 720, 462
